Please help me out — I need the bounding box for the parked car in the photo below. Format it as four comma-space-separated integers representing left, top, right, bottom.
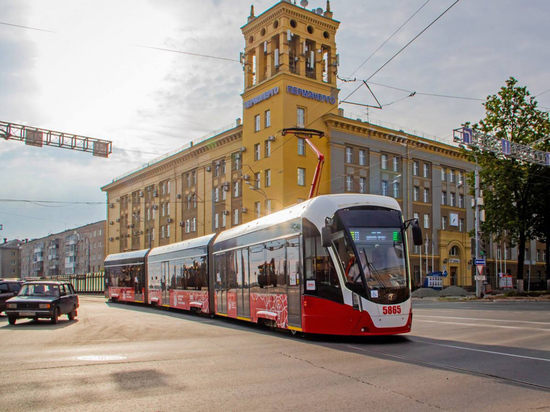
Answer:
5, 281, 79, 325
0, 279, 24, 314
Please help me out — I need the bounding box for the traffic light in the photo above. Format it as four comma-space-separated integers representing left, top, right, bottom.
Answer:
478, 232, 486, 257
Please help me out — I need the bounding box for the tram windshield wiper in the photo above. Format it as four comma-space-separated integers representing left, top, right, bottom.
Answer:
361, 247, 387, 292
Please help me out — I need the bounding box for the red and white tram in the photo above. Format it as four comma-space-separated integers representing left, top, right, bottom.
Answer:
104, 194, 422, 336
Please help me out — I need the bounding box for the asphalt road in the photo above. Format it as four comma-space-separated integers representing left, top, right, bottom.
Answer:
1, 295, 549, 411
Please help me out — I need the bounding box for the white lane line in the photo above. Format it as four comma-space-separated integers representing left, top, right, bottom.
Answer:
408, 339, 550, 363
415, 319, 550, 332
416, 315, 550, 326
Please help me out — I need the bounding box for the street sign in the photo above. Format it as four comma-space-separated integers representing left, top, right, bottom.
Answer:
475, 259, 486, 265
474, 275, 486, 281
476, 265, 484, 276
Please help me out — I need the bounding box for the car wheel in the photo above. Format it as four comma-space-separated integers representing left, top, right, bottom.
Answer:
51, 308, 59, 324
68, 308, 76, 320
8, 316, 16, 325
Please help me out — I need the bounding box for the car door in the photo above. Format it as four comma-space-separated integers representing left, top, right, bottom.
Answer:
58, 284, 72, 314
0, 282, 14, 310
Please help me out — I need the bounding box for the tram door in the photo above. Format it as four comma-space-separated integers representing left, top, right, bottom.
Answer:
287, 238, 301, 327
237, 249, 250, 319
161, 261, 170, 306
215, 254, 227, 314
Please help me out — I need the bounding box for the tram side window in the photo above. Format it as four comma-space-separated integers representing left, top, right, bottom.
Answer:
265, 239, 287, 288
304, 230, 343, 304
249, 245, 265, 291
226, 250, 238, 289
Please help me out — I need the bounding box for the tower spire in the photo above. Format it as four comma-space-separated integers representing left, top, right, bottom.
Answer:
248, 5, 256, 23
324, 1, 333, 18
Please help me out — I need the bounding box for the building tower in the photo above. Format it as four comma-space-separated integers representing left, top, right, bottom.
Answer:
240, 1, 340, 215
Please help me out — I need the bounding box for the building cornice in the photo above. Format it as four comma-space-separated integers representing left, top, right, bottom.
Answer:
242, 2, 339, 36
323, 114, 466, 160
102, 127, 243, 192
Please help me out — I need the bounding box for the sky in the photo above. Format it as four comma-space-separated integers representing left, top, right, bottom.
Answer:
1, 0, 549, 241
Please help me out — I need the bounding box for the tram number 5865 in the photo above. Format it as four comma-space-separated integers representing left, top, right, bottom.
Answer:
382, 306, 401, 315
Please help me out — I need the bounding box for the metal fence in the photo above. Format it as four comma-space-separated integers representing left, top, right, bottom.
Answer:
54, 273, 104, 293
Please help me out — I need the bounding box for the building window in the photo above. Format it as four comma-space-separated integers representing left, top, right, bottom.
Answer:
192, 171, 197, 185
423, 164, 430, 178
393, 157, 400, 172
186, 173, 191, 187
233, 209, 239, 225
346, 175, 353, 192
222, 213, 226, 228
345, 147, 353, 163
381, 154, 388, 170
265, 169, 271, 187
255, 172, 261, 189
459, 218, 464, 232
254, 202, 261, 218
185, 219, 190, 233
423, 188, 430, 203
298, 138, 305, 155
441, 191, 447, 205
442, 216, 447, 231
192, 218, 196, 232
297, 168, 306, 186
254, 143, 261, 161
265, 140, 271, 157
450, 192, 456, 207
359, 149, 366, 166
423, 214, 430, 229
458, 171, 464, 185
233, 153, 241, 170
266, 199, 272, 214
359, 177, 366, 194
214, 213, 219, 229
254, 114, 261, 132
234, 181, 240, 197
297, 107, 305, 128
214, 187, 220, 202
449, 169, 455, 183
413, 161, 419, 176
441, 167, 447, 181
265, 109, 271, 128
459, 194, 464, 208
413, 187, 420, 201
167, 225, 170, 238
392, 182, 400, 198
381, 180, 389, 196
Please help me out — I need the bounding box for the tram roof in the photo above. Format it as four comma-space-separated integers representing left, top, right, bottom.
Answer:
215, 194, 400, 244
147, 233, 216, 259
105, 248, 149, 264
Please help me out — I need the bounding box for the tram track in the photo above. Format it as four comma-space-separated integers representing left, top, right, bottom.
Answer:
345, 340, 550, 393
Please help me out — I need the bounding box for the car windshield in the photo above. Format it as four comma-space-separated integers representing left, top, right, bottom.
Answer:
19, 284, 60, 297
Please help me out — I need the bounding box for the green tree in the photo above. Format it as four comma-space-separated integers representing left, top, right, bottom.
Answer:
466, 77, 550, 291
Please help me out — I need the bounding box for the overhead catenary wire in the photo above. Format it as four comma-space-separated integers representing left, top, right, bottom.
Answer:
341, 0, 461, 104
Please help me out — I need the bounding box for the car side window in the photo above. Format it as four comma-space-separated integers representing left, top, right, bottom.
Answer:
0, 283, 9, 293
10, 283, 22, 293
68, 284, 75, 294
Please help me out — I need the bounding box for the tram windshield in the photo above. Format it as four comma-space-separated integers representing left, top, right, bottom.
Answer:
332, 208, 410, 302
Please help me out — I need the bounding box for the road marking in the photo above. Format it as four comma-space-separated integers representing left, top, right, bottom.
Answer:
76, 355, 127, 361
409, 339, 550, 363
415, 319, 550, 332
416, 315, 550, 326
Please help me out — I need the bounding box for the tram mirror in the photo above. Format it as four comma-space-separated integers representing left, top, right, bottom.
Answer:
321, 225, 332, 248
411, 220, 423, 246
